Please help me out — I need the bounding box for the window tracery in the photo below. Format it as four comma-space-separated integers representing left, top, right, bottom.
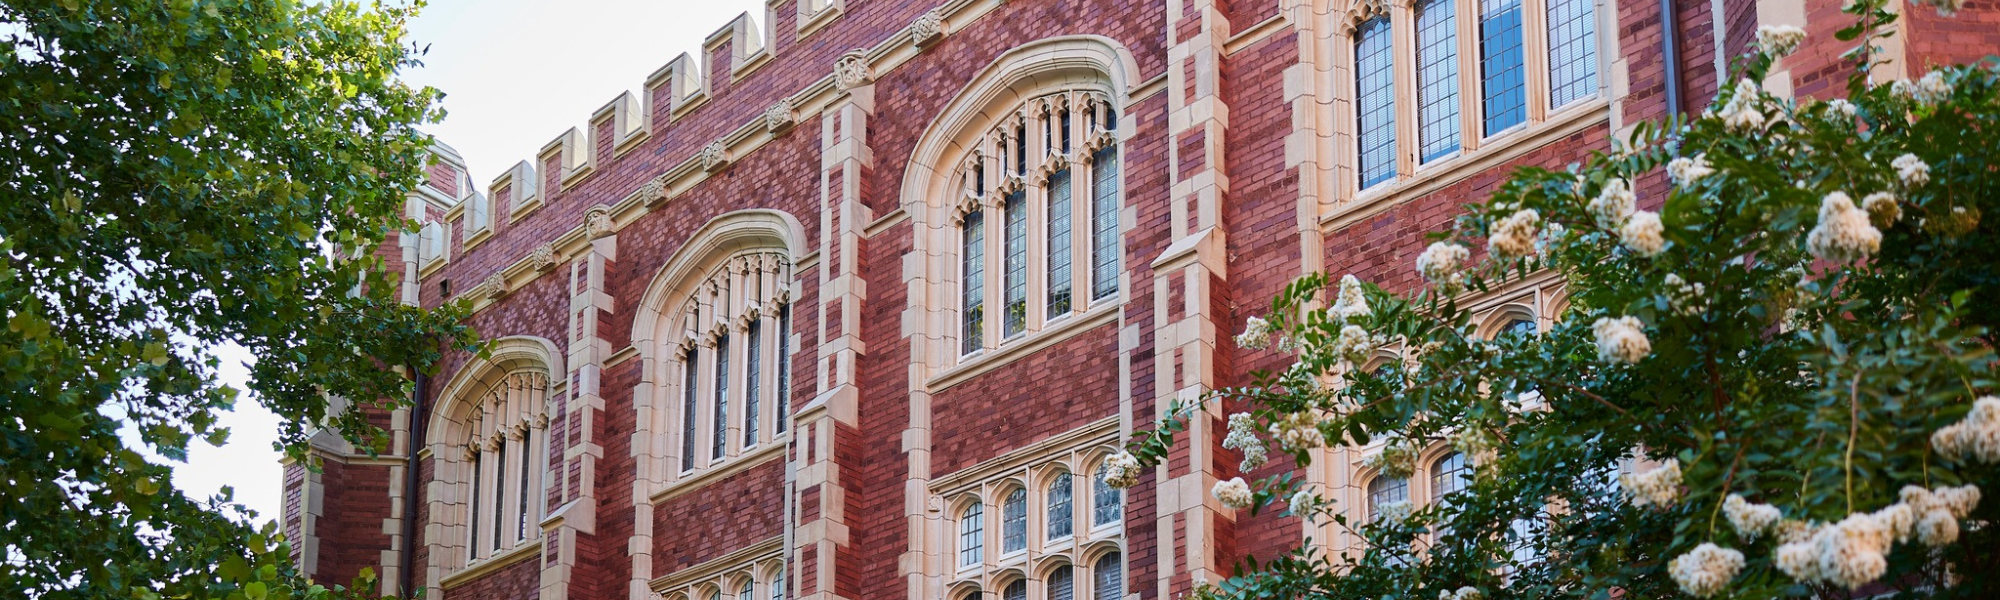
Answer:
670, 250, 794, 475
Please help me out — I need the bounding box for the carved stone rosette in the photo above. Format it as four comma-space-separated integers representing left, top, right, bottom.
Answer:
763, 99, 796, 133
528, 243, 558, 272
481, 272, 507, 301
635, 177, 667, 206
908, 9, 945, 47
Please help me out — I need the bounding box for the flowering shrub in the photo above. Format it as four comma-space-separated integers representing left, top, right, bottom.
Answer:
1120, 3, 2000, 598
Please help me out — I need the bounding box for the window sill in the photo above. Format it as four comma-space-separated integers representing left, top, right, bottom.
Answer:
651, 438, 788, 504
930, 303, 1118, 392
441, 536, 541, 589
1323, 98, 1609, 234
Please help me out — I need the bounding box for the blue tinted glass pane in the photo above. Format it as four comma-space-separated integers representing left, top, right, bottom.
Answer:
1546, 0, 1598, 107
962, 211, 984, 354
1481, 0, 1527, 135
1354, 17, 1397, 188
1416, 0, 1460, 163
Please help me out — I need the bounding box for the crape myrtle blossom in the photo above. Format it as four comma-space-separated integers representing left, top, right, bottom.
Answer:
1622, 458, 1681, 508
1893, 153, 1930, 187
1587, 178, 1636, 229
1487, 208, 1541, 259
1862, 191, 1901, 227
1756, 24, 1807, 56
1102, 450, 1143, 489
1669, 543, 1745, 598
1212, 477, 1254, 509
1667, 153, 1715, 187
1416, 242, 1470, 289
1436, 586, 1483, 600
1663, 273, 1707, 316
1717, 79, 1768, 132
1331, 274, 1371, 321
1236, 316, 1275, 350
1224, 413, 1270, 470
1724, 494, 1782, 540
1806, 192, 1882, 262
1931, 396, 2000, 463
1592, 316, 1652, 364
1620, 211, 1666, 257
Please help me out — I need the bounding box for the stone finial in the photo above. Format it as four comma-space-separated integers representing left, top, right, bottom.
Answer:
529, 243, 558, 272
481, 272, 507, 300
699, 141, 730, 172
585, 205, 615, 239
763, 99, 796, 133
908, 9, 945, 47
636, 177, 667, 206
834, 49, 872, 90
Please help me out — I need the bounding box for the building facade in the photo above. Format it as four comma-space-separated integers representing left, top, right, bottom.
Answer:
282, 0, 2000, 599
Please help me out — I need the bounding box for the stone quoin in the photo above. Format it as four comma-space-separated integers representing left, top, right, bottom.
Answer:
284, 0, 2000, 599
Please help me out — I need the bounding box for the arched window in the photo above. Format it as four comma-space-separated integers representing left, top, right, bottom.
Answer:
669, 251, 794, 474
1092, 553, 1123, 600
1002, 580, 1027, 600
1001, 488, 1028, 553
959, 502, 985, 567
737, 579, 753, 600
953, 91, 1122, 357
1047, 474, 1074, 540
1367, 474, 1409, 522
1354, 16, 1397, 188
1092, 464, 1123, 527
1048, 565, 1075, 600
1415, 0, 1460, 163
433, 348, 552, 571
770, 567, 785, 600
1431, 452, 1473, 503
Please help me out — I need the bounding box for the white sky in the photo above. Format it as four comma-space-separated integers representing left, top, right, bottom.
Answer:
173, 0, 764, 528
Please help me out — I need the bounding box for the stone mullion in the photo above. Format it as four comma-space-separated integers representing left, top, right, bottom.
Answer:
1523, 0, 1553, 122
1460, 0, 1485, 152
1393, 0, 1421, 179
1158, 0, 1233, 599
498, 377, 523, 550
1025, 106, 1048, 334
724, 260, 749, 460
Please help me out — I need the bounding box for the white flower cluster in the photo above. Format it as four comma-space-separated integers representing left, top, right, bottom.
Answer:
1436, 586, 1483, 600
1933, 396, 2000, 463
1416, 242, 1470, 289
1102, 451, 1143, 489
1364, 439, 1421, 480
1331, 274, 1372, 321
1823, 98, 1860, 120
1451, 425, 1496, 458
1668, 543, 1746, 598
1620, 211, 1666, 257
1488, 208, 1541, 259
1806, 192, 1883, 262
1334, 324, 1379, 365
1224, 412, 1270, 471
1588, 178, 1636, 230
1235, 316, 1275, 350
1717, 79, 1768, 132
1895, 70, 1956, 103
1621, 458, 1682, 509
1212, 477, 1254, 510
1893, 153, 1930, 187
1592, 316, 1652, 364
1668, 153, 1715, 188
1756, 24, 1807, 56
1374, 499, 1413, 523
1774, 485, 1980, 589
1724, 494, 1782, 540
1663, 273, 1708, 316
1269, 411, 1323, 452
1289, 488, 1325, 518
1862, 191, 1901, 228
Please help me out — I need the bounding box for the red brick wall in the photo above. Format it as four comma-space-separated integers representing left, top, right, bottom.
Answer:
311, 459, 396, 588
1904, 0, 2000, 70
650, 460, 787, 572
441, 552, 539, 600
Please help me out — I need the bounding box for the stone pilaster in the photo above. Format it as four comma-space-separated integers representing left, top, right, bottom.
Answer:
545, 232, 615, 600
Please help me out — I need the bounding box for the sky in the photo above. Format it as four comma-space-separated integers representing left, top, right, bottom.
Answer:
171, 0, 766, 526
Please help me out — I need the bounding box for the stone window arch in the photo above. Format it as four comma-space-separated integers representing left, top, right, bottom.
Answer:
931, 428, 1126, 595
425, 336, 559, 577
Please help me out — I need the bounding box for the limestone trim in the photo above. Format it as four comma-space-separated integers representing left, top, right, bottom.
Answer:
421, 336, 561, 592
438, 535, 540, 590
1223, 13, 1294, 55
929, 419, 1125, 598
648, 536, 785, 598
648, 439, 786, 504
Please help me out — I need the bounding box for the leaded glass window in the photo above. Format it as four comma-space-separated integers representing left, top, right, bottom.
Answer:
1002, 488, 1028, 553
775, 304, 791, 434
1093, 466, 1123, 526
744, 321, 761, 446
1048, 566, 1074, 600
1481, 0, 1528, 135
682, 349, 699, 471
1431, 452, 1473, 503
712, 333, 730, 460
959, 502, 985, 567
1416, 0, 1461, 163
1090, 147, 1120, 300
1047, 169, 1074, 317
1355, 16, 1397, 187
1047, 475, 1074, 540
1368, 475, 1410, 522
1003, 580, 1027, 600
962, 209, 985, 354
1547, 0, 1598, 108
1003, 190, 1028, 338
1093, 553, 1123, 600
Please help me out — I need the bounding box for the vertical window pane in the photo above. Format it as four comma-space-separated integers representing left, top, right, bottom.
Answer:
1003, 190, 1028, 337
713, 334, 730, 460
962, 210, 985, 354
1481, 0, 1528, 135
1546, 0, 1599, 108
1002, 488, 1027, 553
739, 581, 753, 600
1047, 475, 1073, 540
518, 432, 532, 541
493, 442, 505, 552
776, 304, 791, 434
1003, 581, 1027, 600
1093, 466, 1123, 526
745, 321, 762, 447
772, 569, 785, 600
1089, 147, 1120, 300
468, 453, 481, 558
1047, 169, 1073, 317
682, 351, 699, 471
1354, 17, 1397, 188
959, 502, 984, 566
1093, 553, 1123, 600
1431, 452, 1473, 503
1048, 566, 1074, 600
1014, 122, 1028, 175
1416, 0, 1461, 162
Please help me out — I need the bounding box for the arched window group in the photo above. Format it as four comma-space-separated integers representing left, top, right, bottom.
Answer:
447, 368, 551, 569
656, 559, 786, 600
673, 250, 794, 474
954, 90, 1122, 356
947, 450, 1124, 600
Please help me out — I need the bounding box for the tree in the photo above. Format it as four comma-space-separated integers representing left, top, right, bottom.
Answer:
0, 1, 477, 598
1115, 2, 2000, 598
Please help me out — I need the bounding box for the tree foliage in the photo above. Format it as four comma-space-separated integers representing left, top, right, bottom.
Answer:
1122, 3, 2000, 599
1, 1, 477, 598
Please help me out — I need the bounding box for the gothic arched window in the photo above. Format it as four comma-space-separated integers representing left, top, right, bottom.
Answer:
671, 251, 794, 474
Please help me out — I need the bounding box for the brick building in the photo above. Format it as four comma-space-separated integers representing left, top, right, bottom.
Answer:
281, 0, 1999, 599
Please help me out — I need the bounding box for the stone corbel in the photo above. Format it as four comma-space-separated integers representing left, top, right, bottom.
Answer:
833, 49, 872, 90
907, 8, 945, 47
481, 272, 508, 301
528, 243, 559, 272
698, 141, 730, 173
763, 99, 796, 134
585, 205, 615, 240
636, 177, 668, 207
